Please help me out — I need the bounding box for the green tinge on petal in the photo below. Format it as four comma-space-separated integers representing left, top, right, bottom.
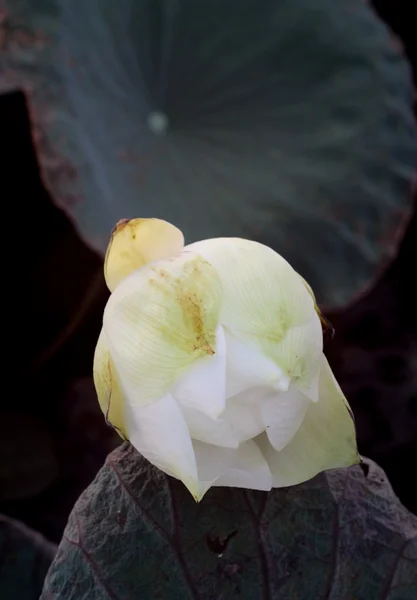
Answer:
299, 274, 334, 338
257, 355, 359, 487
103, 251, 223, 405
104, 218, 184, 292
93, 329, 127, 439
186, 238, 323, 389
270, 318, 322, 401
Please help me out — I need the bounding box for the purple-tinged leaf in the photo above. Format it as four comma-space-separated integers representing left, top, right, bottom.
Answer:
41, 443, 417, 599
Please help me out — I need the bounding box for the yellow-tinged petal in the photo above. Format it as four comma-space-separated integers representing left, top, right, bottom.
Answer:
103, 251, 223, 405
257, 354, 359, 487
104, 218, 184, 292
93, 329, 127, 439
186, 238, 322, 396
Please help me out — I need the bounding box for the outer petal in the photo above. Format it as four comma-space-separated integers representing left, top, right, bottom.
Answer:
171, 325, 227, 418
126, 393, 200, 500
193, 440, 272, 500
300, 274, 334, 337
93, 328, 127, 438
261, 386, 310, 451
103, 251, 222, 405
277, 319, 322, 403
186, 238, 323, 393
257, 355, 359, 487
104, 218, 184, 292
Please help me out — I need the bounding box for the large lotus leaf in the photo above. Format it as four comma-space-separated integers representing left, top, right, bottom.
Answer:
41, 442, 417, 600
0, 514, 57, 600
1, 0, 416, 308
0, 0, 79, 208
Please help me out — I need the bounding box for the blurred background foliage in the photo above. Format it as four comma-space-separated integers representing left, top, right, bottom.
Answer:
1, 0, 416, 308
0, 2, 416, 595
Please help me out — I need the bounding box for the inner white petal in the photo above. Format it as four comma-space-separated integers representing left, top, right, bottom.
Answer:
180, 405, 239, 448
193, 439, 272, 499
222, 387, 271, 443
171, 325, 226, 418
225, 329, 289, 398
261, 386, 310, 451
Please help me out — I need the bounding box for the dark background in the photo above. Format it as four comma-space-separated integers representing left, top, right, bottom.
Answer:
0, 0, 416, 544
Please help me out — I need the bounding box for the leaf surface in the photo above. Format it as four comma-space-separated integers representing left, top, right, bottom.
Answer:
41, 443, 417, 600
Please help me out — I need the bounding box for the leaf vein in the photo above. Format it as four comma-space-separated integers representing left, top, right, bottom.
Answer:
244, 491, 272, 600
63, 517, 121, 600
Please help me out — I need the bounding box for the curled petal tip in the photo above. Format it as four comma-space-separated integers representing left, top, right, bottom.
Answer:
113, 217, 131, 230
183, 479, 203, 502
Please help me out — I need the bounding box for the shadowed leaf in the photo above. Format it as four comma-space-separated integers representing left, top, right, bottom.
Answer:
41, 443, 417, 600
0, 514, 56, 600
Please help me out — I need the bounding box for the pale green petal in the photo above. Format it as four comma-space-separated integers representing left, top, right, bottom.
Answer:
180, 406, 238, 448
194, 439, 272, 499
186, 238, 322, 392
93, 328, 127, 438
257, 355, 359, 487
171, 325, 226, 419
104, 218, 184, 292
278, 319, 322, 402
299, 274, 333, 337
225, 329, 289, 398
126, 393, 200, 500
261, 386, 310, 451
222, 387, 269, 443
298, 275, 316, 303
103, 251, 222, 405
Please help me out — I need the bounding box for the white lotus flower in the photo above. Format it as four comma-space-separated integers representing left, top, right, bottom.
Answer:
94, 218, 359, 501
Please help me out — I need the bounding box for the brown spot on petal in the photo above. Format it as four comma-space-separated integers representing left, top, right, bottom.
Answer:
111, 218, 144, 239
149, 257, 219, 357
